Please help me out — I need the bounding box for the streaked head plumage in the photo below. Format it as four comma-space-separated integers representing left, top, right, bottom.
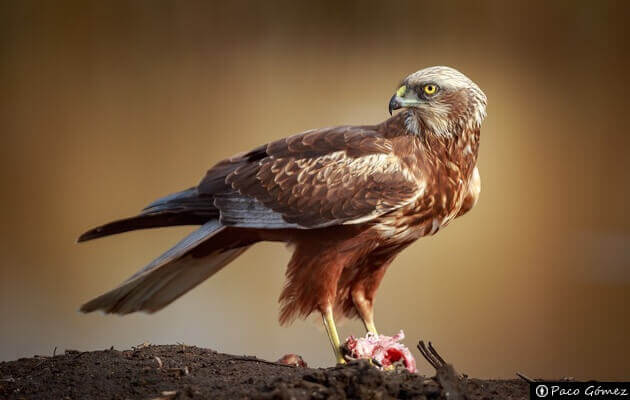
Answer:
389, 66, 487, 137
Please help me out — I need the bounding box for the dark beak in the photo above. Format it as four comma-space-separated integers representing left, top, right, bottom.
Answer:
388, 94, 401, 116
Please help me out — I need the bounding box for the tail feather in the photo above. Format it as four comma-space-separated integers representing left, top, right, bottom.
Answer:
80, 220, 248, 314
77, 213, 209, 242
77, 187, 217, 242
142, 187, 215, 215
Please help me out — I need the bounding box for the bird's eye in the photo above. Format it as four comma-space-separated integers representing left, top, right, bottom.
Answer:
423, 84, 438, 95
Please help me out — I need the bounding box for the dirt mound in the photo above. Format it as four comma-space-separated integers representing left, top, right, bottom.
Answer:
0, 344, 528, 399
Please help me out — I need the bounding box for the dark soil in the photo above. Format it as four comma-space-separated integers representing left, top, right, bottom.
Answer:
0, 344, 528, 399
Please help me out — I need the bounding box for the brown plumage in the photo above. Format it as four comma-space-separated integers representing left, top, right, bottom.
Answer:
78, 66, 487, 363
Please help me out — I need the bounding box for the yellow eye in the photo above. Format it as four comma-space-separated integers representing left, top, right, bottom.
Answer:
423, 84, 438, 95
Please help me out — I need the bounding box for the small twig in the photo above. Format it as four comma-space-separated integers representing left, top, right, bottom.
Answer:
417, 340, 468, 381
228, 356, 296, 368
176, 342, 187, 353
154, 356, 163, 369
417, 340, 445, 370
516, 372, 536, 383
371, 358, 383, 368
428, 342, 447, 366
73, 351, 88, 360
52, 347, 57, 357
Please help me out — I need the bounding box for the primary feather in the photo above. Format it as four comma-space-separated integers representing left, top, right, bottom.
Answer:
80, 221, 250, 313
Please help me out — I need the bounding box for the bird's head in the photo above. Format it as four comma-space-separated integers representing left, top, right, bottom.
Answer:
389, 66, 487, 137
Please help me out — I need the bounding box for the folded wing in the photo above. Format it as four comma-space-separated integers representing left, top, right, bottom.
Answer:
203, 126, 423, 229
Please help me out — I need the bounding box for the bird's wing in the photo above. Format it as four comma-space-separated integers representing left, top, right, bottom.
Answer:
202, 126, 423, 229
80, 220, 248, 314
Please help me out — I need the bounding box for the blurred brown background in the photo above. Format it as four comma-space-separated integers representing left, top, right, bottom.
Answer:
1, 0, 629, 380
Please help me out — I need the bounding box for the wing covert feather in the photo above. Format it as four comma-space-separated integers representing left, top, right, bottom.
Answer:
204, 126, 423, 229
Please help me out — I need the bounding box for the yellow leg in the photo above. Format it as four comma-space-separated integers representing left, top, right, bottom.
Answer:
321, 306, 346, 364
352, 290, 378, 335
363, 319, 378, 336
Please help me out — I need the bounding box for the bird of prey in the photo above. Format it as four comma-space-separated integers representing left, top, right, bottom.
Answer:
79, 66, 487, 364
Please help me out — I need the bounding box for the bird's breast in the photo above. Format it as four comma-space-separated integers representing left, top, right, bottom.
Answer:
373, 186, 467, 243
374, 138, 478, 244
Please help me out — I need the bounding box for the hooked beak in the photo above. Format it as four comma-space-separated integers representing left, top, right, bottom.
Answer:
388, 94, 401, 116
388, 85, 422, 115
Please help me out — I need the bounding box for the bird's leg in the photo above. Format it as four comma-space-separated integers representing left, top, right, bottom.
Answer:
364, 318, 378, 336
352, 289, 378, 335
321, 306, 346, 364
